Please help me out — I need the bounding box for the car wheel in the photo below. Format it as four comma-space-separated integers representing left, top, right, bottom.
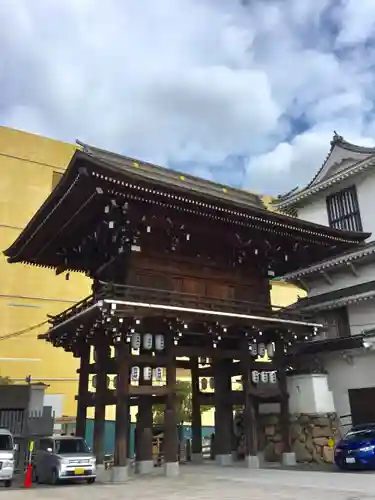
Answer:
87, 477, 96, 484
4, 480, 12, 488
50, 469, 59, 485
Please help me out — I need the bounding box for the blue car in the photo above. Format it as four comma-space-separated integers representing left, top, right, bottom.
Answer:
335, 423, 375, 470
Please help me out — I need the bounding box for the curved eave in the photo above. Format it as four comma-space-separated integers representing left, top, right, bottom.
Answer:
3, 150, 370, 269
283, 241, 375, 281
4, 149, 92, 261
273, 156, 375, 211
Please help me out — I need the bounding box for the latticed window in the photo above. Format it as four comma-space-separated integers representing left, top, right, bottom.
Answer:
326, 185, 362, 232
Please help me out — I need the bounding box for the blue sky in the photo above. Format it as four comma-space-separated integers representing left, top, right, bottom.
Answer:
1, 0, 375, 194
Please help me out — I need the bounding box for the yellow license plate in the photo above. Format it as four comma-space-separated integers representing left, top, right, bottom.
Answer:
74, 468, 85, 475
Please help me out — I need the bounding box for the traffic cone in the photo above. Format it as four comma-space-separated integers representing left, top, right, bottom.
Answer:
24, 463, 32, 488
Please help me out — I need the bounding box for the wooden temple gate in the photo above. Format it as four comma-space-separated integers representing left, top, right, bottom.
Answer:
3, 143, 368, 480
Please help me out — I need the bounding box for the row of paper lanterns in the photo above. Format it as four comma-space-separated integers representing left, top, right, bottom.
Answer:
249, 342, 275, 358
200, 378, 215, 390
92, 333, 165, 362
251, 370, 277, 384
91, 367, 164, 388
131, 366, 164, 381
130, 333, 165, 351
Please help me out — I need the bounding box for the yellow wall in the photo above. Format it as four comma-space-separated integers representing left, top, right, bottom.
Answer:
0, 126, 90, 416
270, 280, 305, 308
0, 126, 303, 424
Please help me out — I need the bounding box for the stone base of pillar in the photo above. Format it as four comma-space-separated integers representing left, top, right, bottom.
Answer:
110, 466, 129, 483
215, 454, 232, 466
245, 455, 260, 469
281, 452, 297, 466
165, 461, 179, 477
96, 464, 109, 483
191, 453, 203, 463
136, 460, 154, 475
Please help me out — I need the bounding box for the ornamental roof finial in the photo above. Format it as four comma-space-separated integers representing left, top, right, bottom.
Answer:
331, 131, 344, 148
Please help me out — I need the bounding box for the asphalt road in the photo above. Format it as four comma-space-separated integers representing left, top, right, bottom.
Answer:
3, 463, 375, 499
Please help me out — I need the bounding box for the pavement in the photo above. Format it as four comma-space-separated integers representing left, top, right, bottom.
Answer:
3, 463, 375, 499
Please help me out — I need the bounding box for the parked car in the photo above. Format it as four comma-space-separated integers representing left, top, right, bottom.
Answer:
0, 428, 16, 488
32, 435, 96, 484
334, 423, 375, 470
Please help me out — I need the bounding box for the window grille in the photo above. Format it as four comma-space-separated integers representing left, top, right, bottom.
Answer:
326, 186, 362, 232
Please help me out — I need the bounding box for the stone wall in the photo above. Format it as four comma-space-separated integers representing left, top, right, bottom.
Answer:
258, 413, 341, 464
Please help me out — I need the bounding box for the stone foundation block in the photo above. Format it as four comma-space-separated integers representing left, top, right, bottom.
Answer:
245, 455, 260, 469
110, 466, 129, 483
215, 454, 232, 466
165, 461, 179, 477
282, 452, 297, 466
136, 460, 154, 475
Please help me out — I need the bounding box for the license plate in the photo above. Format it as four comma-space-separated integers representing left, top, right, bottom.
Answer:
345, 457, 356, 464
74, 468, 85, 475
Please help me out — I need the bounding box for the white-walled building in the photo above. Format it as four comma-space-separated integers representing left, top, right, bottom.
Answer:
273, 133, 375, 430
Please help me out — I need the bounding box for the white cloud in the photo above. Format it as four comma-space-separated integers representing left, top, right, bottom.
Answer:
1, 0, 375, 193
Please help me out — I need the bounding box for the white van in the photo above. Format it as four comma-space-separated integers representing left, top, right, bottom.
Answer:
0, 428, 15, 488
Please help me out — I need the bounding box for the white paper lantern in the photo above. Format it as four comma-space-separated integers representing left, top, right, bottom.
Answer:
269, 371, 278, 384
258, 343, 266, 357
209, 378, 215, 389
251, 370, 260, 384
154, 367, 163, 381
92, 375, 97, 388
249, 343, 258, 356
131, 332, 141, 350
260, 371, 269, 383
266, 342, 275, 358
93, 349, 98, 362
143, 333, 153, 350
143, 366, 152, 381
201, 378, 208, 390
131, 366, 140, 381
113, 375, 117, 389
155, 334, 165, 351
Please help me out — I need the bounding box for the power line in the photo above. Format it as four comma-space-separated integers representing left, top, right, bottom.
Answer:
0, 320, 48, 342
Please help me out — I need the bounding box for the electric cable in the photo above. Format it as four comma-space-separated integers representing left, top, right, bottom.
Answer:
0, 320, 48, 342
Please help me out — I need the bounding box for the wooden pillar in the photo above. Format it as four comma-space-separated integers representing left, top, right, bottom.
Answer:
135, 351, 154, 474
112, 340, 130, 481
241, 349, 259, 468
164, 333, 178, 477
76, 343, 90, 438
213, 358, 232, 466
276, 337, 295, 465
93, 339, 108, 465
191, 357, 202, 461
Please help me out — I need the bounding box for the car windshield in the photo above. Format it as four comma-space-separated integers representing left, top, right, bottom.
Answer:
344, 428, 375, 441
55, 438, 89, 454
0, 435, 12, 450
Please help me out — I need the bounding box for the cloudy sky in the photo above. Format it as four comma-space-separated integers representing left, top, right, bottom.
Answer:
1, 0, 375, 194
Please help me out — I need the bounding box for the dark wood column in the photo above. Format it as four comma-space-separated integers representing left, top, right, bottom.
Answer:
93, 338, 109, 465
276, 337, 295, 465
241, 348, 259, 468
135, 348, 154, 473
75, 342, 90, 438
164, 333, 179, 476
113, 340, 130, 470
213, 358, 232, 465
191, 357, 202, 460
